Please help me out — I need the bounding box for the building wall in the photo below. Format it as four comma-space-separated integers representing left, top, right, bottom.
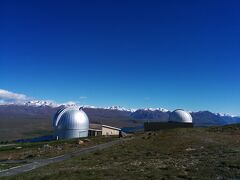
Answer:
102, 127, 120, 136
144, 122, 193, 131
88, 130, 102, 136
55, 129, 88, 139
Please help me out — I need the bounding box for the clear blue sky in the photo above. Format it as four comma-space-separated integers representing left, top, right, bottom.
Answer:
0, 0, 240, 114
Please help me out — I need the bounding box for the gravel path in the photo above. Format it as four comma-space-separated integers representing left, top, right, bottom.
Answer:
0, 138, 127, 177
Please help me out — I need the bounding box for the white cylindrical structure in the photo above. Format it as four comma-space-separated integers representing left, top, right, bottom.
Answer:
53, 107, 89, 139
169, 109, 192, 123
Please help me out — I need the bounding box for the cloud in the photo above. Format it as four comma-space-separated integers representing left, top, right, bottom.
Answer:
144, 97, 151, 101
0, 89, 30, 104
62, 101, 79, 106
79, 96, 88, 99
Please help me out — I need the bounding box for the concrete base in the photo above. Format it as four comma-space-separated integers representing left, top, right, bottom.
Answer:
144, 122, 193, 131
55, 129, 88, 139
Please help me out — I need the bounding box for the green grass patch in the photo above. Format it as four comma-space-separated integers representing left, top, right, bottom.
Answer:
3, 125, 240, 179
0, 162, 27, 171
0, 136, 118, 162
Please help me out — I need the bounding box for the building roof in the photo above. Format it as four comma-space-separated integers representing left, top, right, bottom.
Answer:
89, 128, 102, 132
89, 123, 122, 131
102, 124, 121, 131
89, 123, 102, 130
169, 109, 192, 123
53, 107, 89, 130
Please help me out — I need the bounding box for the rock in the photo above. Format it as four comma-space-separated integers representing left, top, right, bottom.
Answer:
186, 147, 196, 152
77, 140, 84, 145
43, 144, 51, 149
83, 139, 91, 143
121, 132, 128, 137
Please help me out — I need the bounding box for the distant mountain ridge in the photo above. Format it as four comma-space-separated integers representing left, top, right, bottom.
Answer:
0, 102, 239, 127
131, 109, 240, 126
0, 102, 240, 141
2, 101, 136, 112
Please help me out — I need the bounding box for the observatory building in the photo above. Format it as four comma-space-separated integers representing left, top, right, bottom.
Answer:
144, 109, 193, 131
53, 107, 89, 139
169, 109, 193, 123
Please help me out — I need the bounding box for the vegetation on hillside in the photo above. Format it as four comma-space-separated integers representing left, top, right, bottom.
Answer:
0, 136, 118, 171
4, 124, 240, 179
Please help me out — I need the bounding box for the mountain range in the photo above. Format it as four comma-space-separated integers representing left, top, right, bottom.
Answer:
1, 100, 240, 126
0, 101, 239, 140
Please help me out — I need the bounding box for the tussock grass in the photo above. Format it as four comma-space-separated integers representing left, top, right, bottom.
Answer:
3, 125, 240, 179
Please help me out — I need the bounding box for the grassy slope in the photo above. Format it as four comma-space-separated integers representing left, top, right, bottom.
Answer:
0, 117, 52, 142
3, 125, 240, 179
0, 106, 139, 141
0, 136, 118, 171
0, 117, 139, 142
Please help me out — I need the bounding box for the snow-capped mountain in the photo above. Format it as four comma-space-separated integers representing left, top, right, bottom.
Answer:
62, 104, 136, 112
103, 106, 136, 112
214, 112, 237, 118
130, 109, 240, 126
13, 101, 136, 112
24, 100, 58, 107
0, 100, 59, 107
130, 108, 170, 122
1, 100, 239, 141
0, 101, 239, 127
139, 108, 169, 112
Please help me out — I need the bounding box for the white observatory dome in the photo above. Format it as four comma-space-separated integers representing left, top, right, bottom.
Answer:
53, 107, 89, 139
169, 109, 193, 123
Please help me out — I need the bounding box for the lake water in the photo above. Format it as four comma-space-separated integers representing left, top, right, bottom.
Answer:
15, 135, 55, 143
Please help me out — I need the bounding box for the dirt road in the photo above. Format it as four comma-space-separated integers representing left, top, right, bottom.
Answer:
0, 138, 127, 177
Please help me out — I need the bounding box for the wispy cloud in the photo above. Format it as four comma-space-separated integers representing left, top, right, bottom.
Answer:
79, 96, 88, 99
62, 101, 80, 106
0, 89, 30, 104
144, 97, 151, 101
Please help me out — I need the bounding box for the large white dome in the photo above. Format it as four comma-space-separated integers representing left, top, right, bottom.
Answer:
53, 107, 89, 139
169, 109, 192, 123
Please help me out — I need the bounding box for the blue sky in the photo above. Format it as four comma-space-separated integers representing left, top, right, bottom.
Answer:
0, 0, 240, 114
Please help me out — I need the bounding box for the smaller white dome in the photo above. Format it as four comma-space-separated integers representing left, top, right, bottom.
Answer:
169, 109, 192, 123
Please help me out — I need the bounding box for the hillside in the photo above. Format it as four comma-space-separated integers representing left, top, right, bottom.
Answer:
1, 104, 240, 141
7, 124, 240, 179
0, 105, 139, 141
